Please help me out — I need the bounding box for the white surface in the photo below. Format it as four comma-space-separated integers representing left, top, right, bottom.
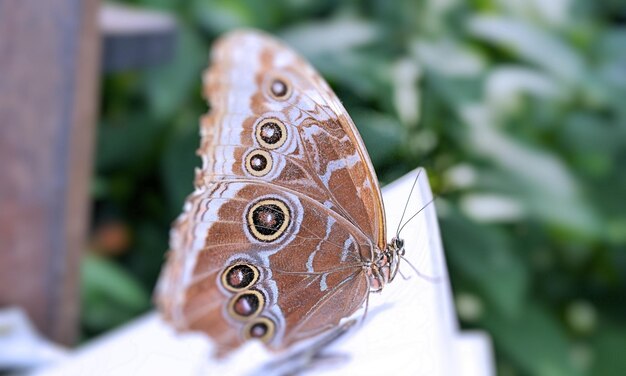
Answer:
0, 307, 68, 371
35, 169, 494, 376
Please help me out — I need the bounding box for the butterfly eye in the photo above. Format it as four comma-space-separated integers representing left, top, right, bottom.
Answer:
245, 149, 273, 177
269, 78, 290, 99
221, 263, 259, 292
255, 118, 287, 150
244, 317, 275, 343
246, 198, 291, 242
228, 289, 264, 320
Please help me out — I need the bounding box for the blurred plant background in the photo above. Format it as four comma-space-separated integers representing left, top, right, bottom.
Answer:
88, 0, 626, 375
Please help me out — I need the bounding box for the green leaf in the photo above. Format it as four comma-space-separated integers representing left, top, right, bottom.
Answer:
309, 50, 390, 103
481, 304, 582, 376
141, 25, 207, 120
591, 322, 626, 375
161, 114, 201, 215
484, 66, 565, 114
125, 222, 170, 287
96, 115, 165, 172
440, 208, 528, 317
412, 38, 486, 78
460, 105, 603, 239
280, 17, 379, 57
467, 16, 584, 83
81, 254, 151, 334
352, 110, 405, 165
192, 0, 288, 32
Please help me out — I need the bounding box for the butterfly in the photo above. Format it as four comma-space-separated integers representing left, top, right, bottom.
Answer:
155, 29, 407, 357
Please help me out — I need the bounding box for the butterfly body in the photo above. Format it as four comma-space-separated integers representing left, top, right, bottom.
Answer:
156, 30, 404, 356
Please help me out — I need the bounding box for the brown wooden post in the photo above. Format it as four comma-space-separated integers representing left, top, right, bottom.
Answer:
0, 0, 100, 345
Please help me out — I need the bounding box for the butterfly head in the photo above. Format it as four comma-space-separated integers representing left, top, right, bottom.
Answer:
368, 237, 405, 292
386, 237, 405, 282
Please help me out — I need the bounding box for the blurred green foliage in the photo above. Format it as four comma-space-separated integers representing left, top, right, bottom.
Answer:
87, 0, 626, 375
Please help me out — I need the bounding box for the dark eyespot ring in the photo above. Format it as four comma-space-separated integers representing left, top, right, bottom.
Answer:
243, 317, 275, 343
228, 290, 264, 320
268, 77, 290, 99
245, 149, 272, 177
255, 118, 287, 150
221, 263, 259, 292
246, 198, 290, 242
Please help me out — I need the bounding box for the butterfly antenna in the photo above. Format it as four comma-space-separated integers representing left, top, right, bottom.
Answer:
399, 254, 441, 283
395, 169, 422, 238
396, 195, 437, 236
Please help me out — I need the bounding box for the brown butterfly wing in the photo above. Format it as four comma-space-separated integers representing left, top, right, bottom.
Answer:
159, 181, 371, 353
201, 30, 385, 249
156, 30, 384, 354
